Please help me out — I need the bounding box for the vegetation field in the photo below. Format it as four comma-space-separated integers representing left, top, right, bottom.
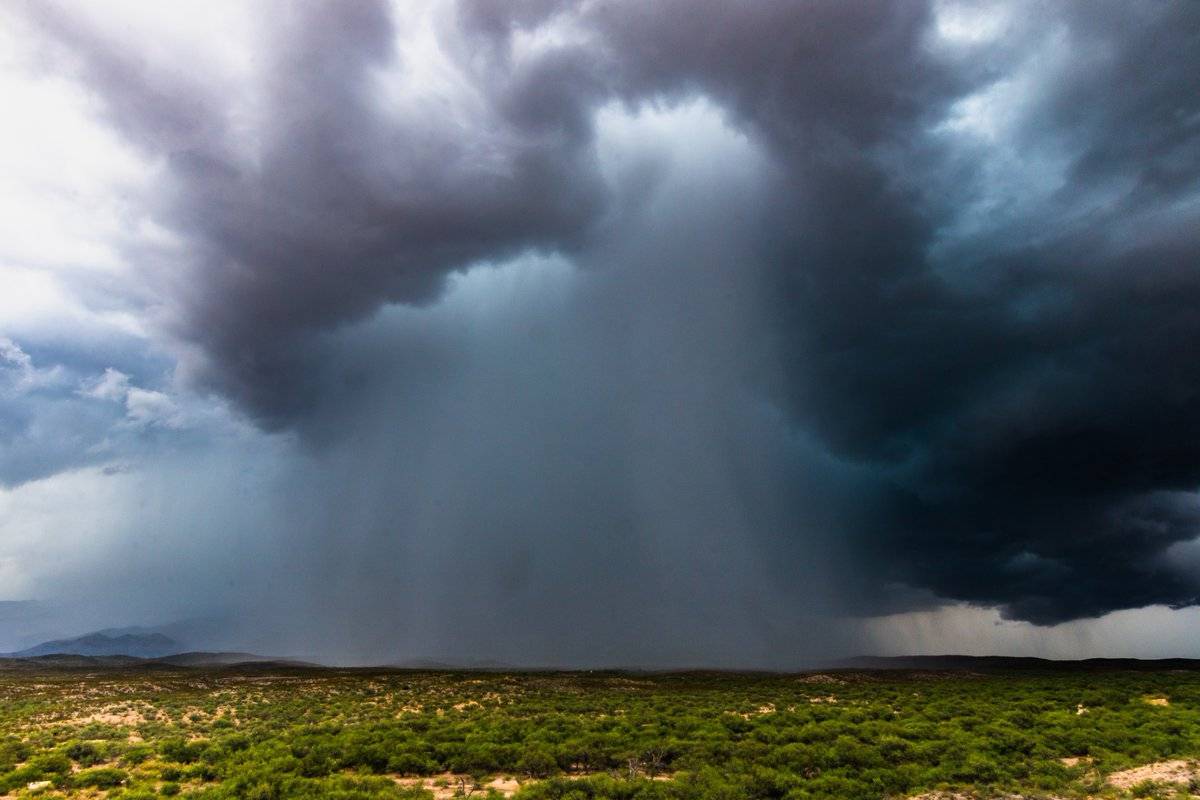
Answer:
3, 663, 1200, 800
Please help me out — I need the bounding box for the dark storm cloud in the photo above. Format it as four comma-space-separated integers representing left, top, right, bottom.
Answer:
754, 2, 1200, 622
452, 0, 1200, 624
19, 0, 1200, 639
22, 0, 609, 421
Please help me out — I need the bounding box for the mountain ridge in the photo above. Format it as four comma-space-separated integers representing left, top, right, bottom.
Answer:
5, 631, 180, 658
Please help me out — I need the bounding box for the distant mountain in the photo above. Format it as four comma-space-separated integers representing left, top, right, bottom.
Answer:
0, 651, 317, 671
8, 631, 180, 658
155, 651, 311, 667
0, 654, 145, 670
0, 609, 246, 657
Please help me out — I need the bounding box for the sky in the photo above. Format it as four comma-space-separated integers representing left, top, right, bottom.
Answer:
0, 0, 1198, 667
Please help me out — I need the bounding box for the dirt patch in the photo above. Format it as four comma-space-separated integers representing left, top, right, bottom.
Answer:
54, 702, 166, 728
86, 709, 145, 726
394, 772, 672, 798
1144, 696, 1170, 707
1059, 756, 1092, 767
489, 777, 521, 795
909, 794, 1061, 800
726, 703, 776, 719
1107, 759, 1197, 789
394, 774, 523, 799
794, 673, 848, 685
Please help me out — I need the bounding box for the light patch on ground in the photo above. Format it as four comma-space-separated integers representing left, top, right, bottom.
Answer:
52, 701, 167, 728
1144, 696, 1170, 706
793, 674, 847, 685
394, 772, 674, 798
909, 794, 1062, 800
1107, 759, 1198, 789
726, 702, 776, 719
394, 774, 523, 799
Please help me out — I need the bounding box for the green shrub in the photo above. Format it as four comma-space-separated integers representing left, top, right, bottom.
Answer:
72, 766, 128, 789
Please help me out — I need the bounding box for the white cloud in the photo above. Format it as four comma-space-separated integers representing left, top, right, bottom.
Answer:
0, 338, 32, 373
0, 337, 66, 396
932, 0, 1013, 47
80, 367, 189, 429
0, 12, 152, 273
123, 386, 184, 429
79, 367, 130, 402
0, 6, 170, 364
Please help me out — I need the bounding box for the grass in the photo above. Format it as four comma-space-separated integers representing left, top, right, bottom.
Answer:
0, 665, 1198, 799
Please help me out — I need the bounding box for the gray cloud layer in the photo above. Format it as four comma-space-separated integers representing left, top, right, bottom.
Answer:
9, 0, 1200, 656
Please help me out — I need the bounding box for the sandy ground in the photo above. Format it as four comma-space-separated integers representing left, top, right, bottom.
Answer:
1107, 759, 1197, 789
908, 793, 1061, 800
393, 774, 525, 798
394, 771, 673, 798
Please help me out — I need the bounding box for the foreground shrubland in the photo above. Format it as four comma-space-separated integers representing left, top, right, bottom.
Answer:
1, 666, 1199, 799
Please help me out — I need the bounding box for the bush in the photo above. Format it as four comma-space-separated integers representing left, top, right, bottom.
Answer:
72, 767, 128, 789
160, 738, 207, 764
66, 740, 105, 766
517, 746, 559, 778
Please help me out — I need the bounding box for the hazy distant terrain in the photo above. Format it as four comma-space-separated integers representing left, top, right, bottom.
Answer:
1, 663, 1199, 799
5, 632, 180, 659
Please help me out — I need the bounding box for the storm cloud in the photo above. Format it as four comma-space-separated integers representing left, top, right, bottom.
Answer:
1, 0, 1199, 662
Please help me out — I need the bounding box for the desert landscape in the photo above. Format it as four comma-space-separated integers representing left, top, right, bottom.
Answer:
1, 659, 1199, 799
